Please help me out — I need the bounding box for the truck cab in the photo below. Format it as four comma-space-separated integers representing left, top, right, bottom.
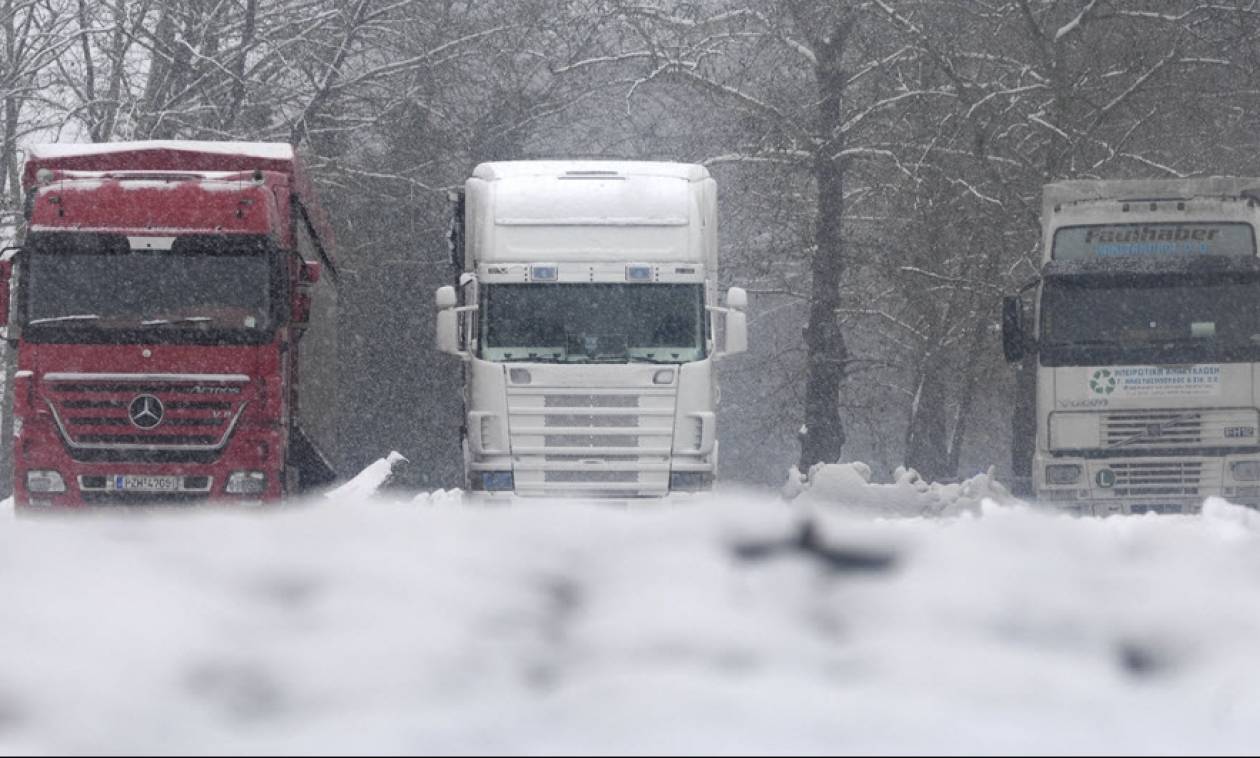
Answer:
436, 161, 746, 498
6, 141, 339, 507
1004, 177, 1260, 515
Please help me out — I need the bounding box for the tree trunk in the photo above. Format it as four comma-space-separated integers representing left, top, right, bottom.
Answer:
224, 0, 258, 132
904, 349, 951, 482
797, 25, 851, 471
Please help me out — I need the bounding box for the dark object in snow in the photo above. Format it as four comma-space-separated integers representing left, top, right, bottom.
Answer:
731, 519, 896, 574
1116, 640, 1167, 678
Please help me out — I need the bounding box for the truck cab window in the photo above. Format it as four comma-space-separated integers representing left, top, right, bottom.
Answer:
1040, 274, 1260, 364
480, 283, 705, 363
22, 233, 276, 339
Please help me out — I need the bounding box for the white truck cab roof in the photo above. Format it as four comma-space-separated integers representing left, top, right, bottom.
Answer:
464, 160, 717, 272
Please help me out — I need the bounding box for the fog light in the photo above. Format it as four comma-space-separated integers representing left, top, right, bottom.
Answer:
670, 471, 711, 492
477, 471, 513, 492
225, 471, 267, 495
26, 470, 65, 493
653, 369, 675, 384
1045, 464, 1082, 485
1232, 461, 1260, 482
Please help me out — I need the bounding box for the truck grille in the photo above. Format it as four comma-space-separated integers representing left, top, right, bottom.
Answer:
1102, 409, 1259, 449
507, 384, 676, 496
42, 373, 249, 459
1108, 460, 1212, 497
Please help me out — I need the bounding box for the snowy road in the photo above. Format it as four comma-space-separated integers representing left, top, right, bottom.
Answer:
5, 469, 1260, 754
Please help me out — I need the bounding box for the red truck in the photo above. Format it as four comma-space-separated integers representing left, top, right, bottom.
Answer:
2, 141, 339, 507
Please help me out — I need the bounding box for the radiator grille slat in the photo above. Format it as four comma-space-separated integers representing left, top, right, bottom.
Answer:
507, 380, 677, 497
1100, 409, 1259, 448
41, 373, 247, 459
1106, 460, 1210, 497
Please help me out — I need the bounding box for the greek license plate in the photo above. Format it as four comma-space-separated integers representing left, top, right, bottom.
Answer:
113, 475, 180, 492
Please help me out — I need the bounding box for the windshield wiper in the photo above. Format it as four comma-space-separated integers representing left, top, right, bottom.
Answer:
140, 316, 215, 327
627, 356, 681, 364
1042, 339, 1119, 348
27, 314, 100, 325
500, 354, 565, 363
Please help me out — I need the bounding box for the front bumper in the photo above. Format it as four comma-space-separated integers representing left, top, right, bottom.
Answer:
14, 422, 285, 508
1034, 452, 1260, 515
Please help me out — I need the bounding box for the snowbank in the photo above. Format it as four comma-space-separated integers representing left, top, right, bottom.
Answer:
6, 461, 1260, 752
413, 488, 464, 506
784, 461, 1015, 516
323, 451, 407, 500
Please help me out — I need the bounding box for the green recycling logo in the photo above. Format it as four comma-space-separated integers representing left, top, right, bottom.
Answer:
1090, 368, 1116, 396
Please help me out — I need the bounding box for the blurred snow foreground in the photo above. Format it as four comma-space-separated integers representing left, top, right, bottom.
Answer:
8, 459, 1260, 753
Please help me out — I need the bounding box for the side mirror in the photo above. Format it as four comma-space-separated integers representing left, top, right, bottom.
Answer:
291, 289, 312, 325
298, 260, 322, 285
724, 308, 747, 356
435, 286, 463, 356
1002, 295, 1027, 363
436, 285, 457, 309
713, 286, 748, 358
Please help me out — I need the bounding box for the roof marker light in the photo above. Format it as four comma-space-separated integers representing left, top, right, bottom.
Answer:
531, 264, 558, 282
626, 264, 653, 282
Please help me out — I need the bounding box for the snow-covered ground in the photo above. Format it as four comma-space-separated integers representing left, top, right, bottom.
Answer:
5, 462, 1260, 754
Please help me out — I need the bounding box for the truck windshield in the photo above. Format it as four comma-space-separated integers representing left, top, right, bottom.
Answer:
1040, 275, 1260, 365
23, 234, 276, 336
481, 283, 705, 363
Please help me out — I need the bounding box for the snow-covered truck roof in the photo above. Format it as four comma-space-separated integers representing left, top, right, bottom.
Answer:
22, 141, 336, 263
24, 141, 297, 187
472, 161, 711, 182
1044, 176, 1260, 211
465, 160, 717, 269
1040, 176, 1260, 265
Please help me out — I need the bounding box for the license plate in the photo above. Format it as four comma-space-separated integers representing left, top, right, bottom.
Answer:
113, 475, 180, 492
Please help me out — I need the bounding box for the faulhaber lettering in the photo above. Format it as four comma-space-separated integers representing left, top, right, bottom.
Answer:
1085, 225, 1218, 243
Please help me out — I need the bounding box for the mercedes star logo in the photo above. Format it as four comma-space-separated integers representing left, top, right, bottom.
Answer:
128, 394, 165, 429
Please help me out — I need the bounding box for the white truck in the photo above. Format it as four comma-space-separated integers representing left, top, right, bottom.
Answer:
435, 161, 747, 498
1003, 177, 1260, 515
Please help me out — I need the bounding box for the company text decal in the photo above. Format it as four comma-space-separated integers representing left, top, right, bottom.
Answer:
1087, 365, 1221, 398
1053, 223, 1255, 259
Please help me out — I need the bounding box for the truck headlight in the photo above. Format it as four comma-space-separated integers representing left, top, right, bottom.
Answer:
474, 471, 513, 491
1232, 461, 1260, 482
225, 471, 267, 495
1045, 464, 1082, 485
670, 471, 711, 492
26, 470, 66, 493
